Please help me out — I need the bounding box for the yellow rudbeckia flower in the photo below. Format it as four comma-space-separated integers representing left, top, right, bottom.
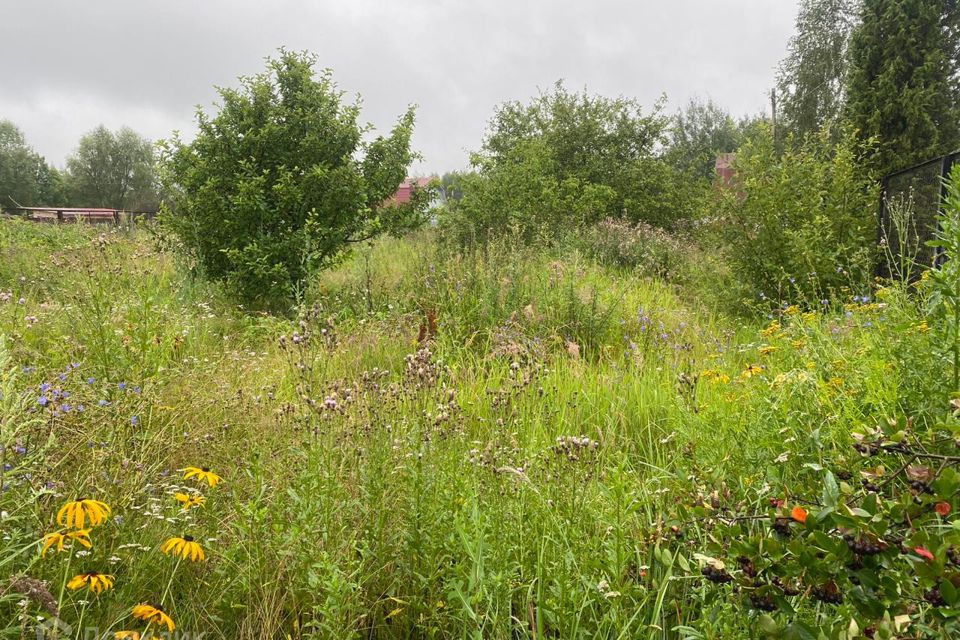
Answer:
114, 632, 142, 640
67, 572, 114, 594
57, 499, 111, 529
183, 466, 222, 487
741, 364, 763, 379
41, 529, 93, 556
161, 535, 205, 561
132, 604, 175, 632
174, 492, 206, 510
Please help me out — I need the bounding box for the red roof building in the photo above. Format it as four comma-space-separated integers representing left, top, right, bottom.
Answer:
387, 177, 434, 205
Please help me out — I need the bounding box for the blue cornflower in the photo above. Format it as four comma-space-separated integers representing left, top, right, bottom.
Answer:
131, 415, 139, 426
87, 377, 95, 385
39, 382, 50, 393
38, 396, 48, 407
118, 382, 126, 390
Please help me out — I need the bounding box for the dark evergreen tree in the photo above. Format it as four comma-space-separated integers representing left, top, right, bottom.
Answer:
845, 0, 960, 175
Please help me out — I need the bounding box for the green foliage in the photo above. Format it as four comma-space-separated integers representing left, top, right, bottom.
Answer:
0, 120, 59, 209
445, 82, 690, 244
0, 219, 946, 638
776, 0, 860, 140
160, 50, 429, 309
440, 139, 617, 245
681, 409, 960, 639
845, 0, 960, 176
665, 97, 754, 182
928, 164, 960, 390
716, 124, 879, 304
65, 125, 158, 210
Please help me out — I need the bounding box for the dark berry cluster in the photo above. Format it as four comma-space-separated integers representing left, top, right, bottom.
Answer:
861, 478, 880, 493
701, 565, 733, 584
772, 517, 792, 537
843, 534, 885, 555
812, 583, 843, 605
854, 441, 880, 456
737, 556, 756, 578
948, 547, 960, 566
772, 577, 800, 596
909, 480, 933, 494
748, 591, 777, 612
925, 586, 946, 607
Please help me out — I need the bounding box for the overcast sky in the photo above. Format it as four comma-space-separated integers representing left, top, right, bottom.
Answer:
1, 1, 798, 174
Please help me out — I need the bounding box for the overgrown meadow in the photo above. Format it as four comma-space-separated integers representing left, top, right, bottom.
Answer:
0, 214, 951, 639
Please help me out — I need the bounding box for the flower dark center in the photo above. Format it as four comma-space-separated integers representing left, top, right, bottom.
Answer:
183, 535, 194, 542
201, 467, 210, 472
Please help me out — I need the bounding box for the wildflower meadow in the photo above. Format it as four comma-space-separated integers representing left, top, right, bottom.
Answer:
1, 170, 959, 639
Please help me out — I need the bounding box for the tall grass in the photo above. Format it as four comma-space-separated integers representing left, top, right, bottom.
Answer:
0, 219, 937, 638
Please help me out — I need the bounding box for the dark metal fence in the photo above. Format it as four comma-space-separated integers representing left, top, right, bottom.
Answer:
878, 151, 959, 275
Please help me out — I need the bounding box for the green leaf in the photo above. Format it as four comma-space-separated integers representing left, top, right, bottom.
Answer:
757, 614, 779, 636
943, 580, 958, 607
822, 471, 839, 509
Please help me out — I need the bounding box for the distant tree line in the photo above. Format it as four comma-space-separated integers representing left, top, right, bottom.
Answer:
0, 121, 158, 212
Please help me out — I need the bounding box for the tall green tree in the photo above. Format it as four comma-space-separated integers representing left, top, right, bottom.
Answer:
160, 50, 428, 308
0, 120, 56, 209
777, 0, 861, 139
845, 0, 960, 175
665, 97, 751, 182
472, 82, 685, 229
65, 125, 157, 210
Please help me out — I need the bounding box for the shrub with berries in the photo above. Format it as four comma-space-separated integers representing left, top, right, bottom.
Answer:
670, 402, 960, 638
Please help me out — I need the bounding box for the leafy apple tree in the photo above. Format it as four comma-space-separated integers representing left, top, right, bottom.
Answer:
160, 50, 430, 308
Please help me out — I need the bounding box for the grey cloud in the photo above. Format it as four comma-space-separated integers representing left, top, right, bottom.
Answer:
1, 0, 797, 173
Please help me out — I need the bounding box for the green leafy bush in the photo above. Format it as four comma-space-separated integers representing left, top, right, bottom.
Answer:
160, 50, 430, 309
439, 139, 616, 245
716, 125, 878, 305
442, 83, 692, 244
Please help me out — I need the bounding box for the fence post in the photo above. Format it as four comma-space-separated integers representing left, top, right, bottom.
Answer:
56, 210, 64, 223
